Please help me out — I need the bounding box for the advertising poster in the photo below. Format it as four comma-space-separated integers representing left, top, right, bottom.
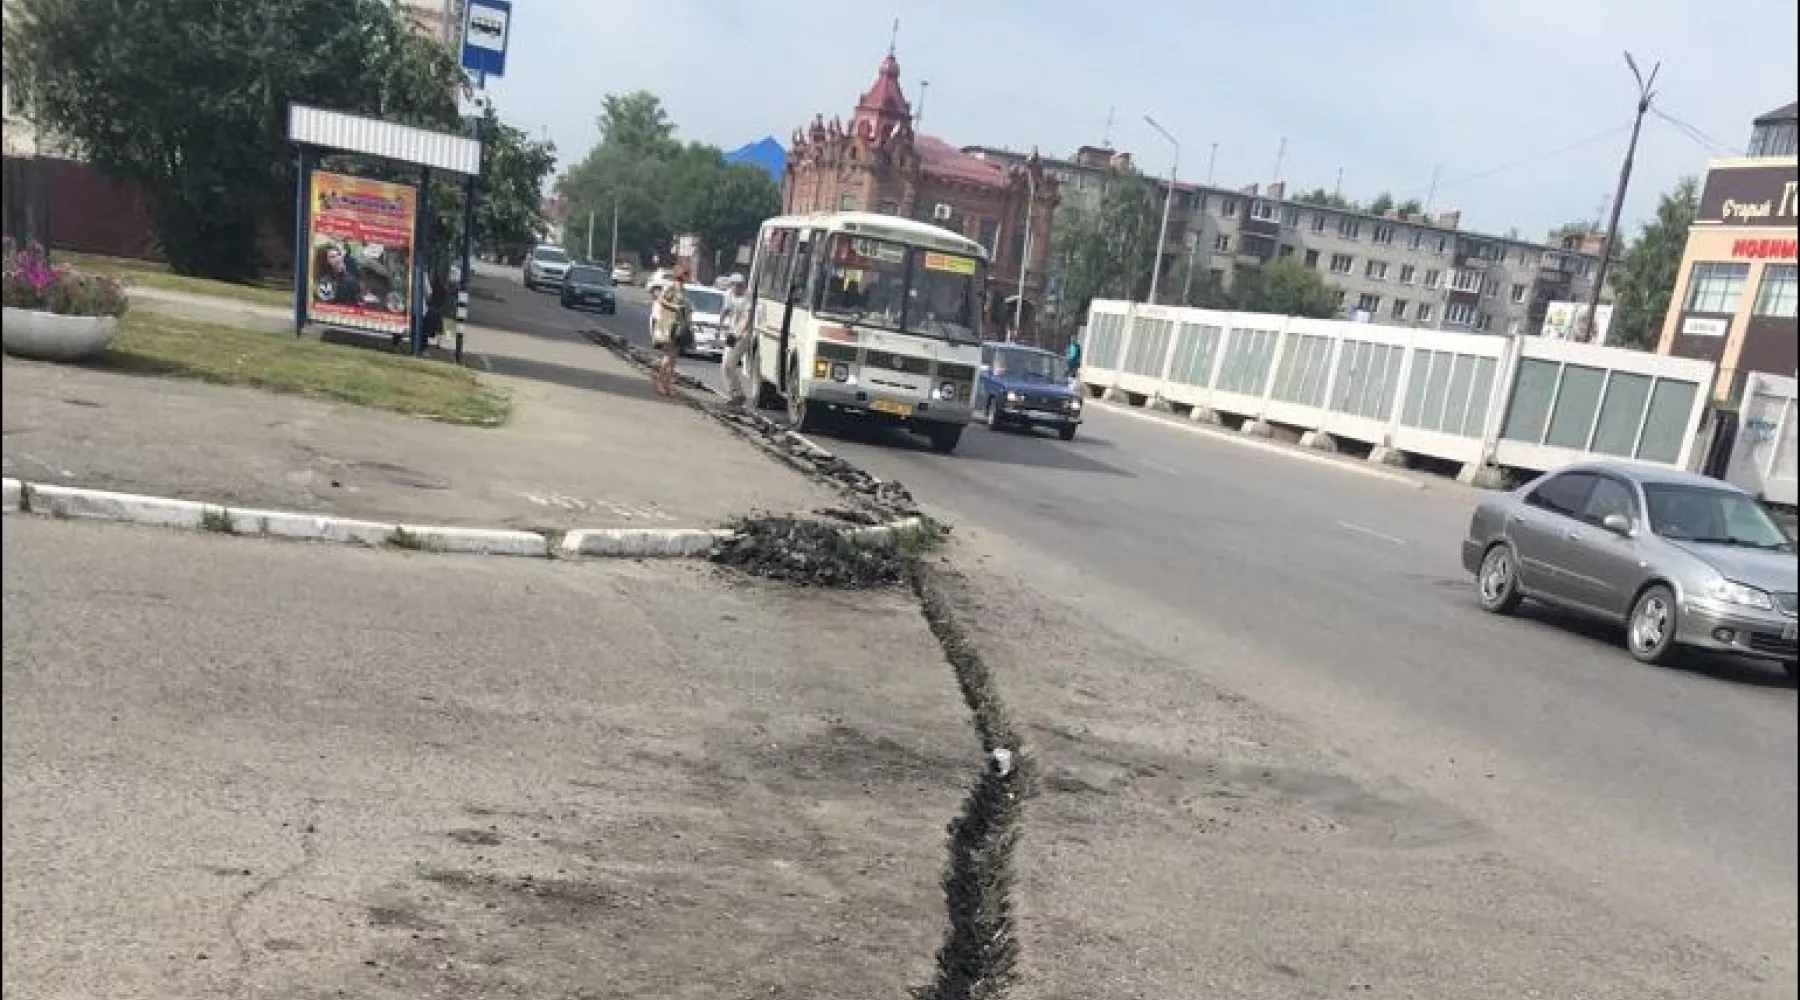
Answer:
1540, 300, 1613, 344
306, 171, 418, 335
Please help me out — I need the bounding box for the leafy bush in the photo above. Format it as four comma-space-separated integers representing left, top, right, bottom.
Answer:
2, 239, 130, 317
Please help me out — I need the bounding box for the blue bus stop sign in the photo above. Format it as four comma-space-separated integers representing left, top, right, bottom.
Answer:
461, 0, 511, 79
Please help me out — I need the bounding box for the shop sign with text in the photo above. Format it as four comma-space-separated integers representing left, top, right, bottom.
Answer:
1697, 163, 1799, 226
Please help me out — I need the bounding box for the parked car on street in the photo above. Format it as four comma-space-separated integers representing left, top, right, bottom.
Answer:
559, 265, 617, 314
1463, 459, 1797, 677
522, 245, 572, 291
610, 262, 635, 284
972, 342, 1084, 440
646, 284, 727, 359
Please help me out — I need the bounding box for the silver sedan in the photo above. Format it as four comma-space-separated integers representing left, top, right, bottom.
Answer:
1462, 459, 1798, 678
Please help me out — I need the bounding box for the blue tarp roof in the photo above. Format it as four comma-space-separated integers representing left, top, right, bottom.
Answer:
724, 136, 785, 184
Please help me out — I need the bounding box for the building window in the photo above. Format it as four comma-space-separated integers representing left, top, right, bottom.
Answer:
1398, 264, 1416, 284
837, 192, 855, 211
1365, 260, 1388, 281
977, 218, 999, 255
1215, 234, 1231, 253
1416, 303, 1434, 323
1510, 283, 1527, 304
1448, 269, 1482, 293
1250, 200, 1280, 222
1684, 262, 1751, 314
1435, 235, 1449, 254
1409, 230, 1425, 250
1304, 249, 1321, 268
1392, 299, 1409, 320
1372, 223, 1395, 245
1278, 244, 1296, 258
1497, 246, 1510, 264
1337, 217, 1361, 239
1753, 264, 1798, 317
1220, 198, 1239, 218
1309, 213, 1326, 233
1481, 276, 1499, 298
1333, 289, 1349, 307
877, 200, 899, 215
1329, 253, 1355, 274
1281, 206, 1300, 227
1476, 311, 1494, 332
1355, 293, 1381, 314
1423, 268, 1441, 289
1445, 302, 1478, 327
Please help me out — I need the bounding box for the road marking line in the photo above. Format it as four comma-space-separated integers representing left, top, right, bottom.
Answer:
1088, 399, 1426, 490
1336, 519, 1407, 546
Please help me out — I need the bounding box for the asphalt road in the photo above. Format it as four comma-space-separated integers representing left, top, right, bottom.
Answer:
469, 271, 1799, 980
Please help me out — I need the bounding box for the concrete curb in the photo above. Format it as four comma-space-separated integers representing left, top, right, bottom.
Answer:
1, 478, 927, 561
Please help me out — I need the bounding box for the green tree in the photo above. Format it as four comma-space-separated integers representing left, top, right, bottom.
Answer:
1367, 192, 1396, 215
1229, 258, 1339, 318
468, 108, 557, 261
1396, 198, 1424, 216
4, 0, 463, 278
559, 91, 778, 267
1293, 188, 1355, 210
1548, 220, 1596, 242
1052, 169, 1160, 326
1607, 177, 1697, 350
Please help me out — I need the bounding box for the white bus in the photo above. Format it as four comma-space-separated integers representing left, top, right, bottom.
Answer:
739, 212, 989, 454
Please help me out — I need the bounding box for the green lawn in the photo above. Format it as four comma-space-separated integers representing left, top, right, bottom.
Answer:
58, 252, 294, 310
104, 312, 511, 426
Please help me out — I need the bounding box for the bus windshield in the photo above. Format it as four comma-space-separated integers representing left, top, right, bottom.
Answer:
817, 234, 982, 344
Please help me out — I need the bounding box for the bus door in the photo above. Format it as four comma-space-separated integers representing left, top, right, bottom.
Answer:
777, 229, 815, 392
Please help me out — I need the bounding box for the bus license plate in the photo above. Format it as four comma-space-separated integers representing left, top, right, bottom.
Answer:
871, 399, 912, 416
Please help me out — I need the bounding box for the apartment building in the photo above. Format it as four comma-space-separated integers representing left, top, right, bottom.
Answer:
967, 145, 1604, 336
398, 0, 465, 47
1655, 101, 1797, 401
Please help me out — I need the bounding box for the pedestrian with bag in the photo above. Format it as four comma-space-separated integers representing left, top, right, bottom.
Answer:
719, 273, 752, 405
652, 263, 693, 396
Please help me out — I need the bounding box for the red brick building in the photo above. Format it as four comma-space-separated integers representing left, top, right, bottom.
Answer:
782, 51, 1059, 340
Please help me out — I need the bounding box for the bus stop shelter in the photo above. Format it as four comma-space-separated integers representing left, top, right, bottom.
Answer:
286, 105, 482, 361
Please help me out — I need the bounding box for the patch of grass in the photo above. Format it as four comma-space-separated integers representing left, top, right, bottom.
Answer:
55, 251, 293, 309
200, 507, 234, 534
386, 527, 435, 551
103, 312, 511, 427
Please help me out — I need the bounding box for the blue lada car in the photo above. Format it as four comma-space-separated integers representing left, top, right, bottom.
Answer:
972, 341, 1084, 441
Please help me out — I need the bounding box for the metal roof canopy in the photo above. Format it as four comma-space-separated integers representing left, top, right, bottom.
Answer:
287, 105, 480, 177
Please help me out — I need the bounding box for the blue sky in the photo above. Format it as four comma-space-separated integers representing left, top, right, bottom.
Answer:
483, 0, 1798, 242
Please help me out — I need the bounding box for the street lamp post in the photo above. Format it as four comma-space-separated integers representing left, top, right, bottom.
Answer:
1582, 51, 1659, 344
1013, 167, 1036, 341
1144, 115, 1180, 306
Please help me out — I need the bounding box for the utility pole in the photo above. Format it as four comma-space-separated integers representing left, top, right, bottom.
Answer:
609, 194, 620, 266
1272, 137, 1287, 185
1424, 164, 1441, 215
585, 209, 595, 261
1144, 115, 1179, 306
1583, 51, 1659, 345
1333, 167, 1344, 201
1013, 166, 1037, 340
1206, 143, 1218, 185
916, 80, 929, 129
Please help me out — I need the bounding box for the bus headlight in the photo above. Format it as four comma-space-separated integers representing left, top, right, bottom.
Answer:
1005, 391, 1023, 404
831, 363, 851, 382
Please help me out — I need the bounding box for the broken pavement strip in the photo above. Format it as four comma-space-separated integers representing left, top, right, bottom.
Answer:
0, 477, 929, 561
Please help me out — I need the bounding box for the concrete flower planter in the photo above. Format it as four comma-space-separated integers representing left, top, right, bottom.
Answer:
2, 306, 119, 361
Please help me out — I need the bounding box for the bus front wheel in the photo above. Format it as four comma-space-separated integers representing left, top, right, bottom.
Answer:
925, 423, 963, 454
786, 359, 819, 432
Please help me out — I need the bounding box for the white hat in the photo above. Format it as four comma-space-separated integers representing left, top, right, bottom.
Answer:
727, 273, 746, 285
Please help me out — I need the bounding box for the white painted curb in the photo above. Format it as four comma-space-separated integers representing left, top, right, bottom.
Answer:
2, 478, 925, 561
560, 527, 735, 558
2, 478, 548, 557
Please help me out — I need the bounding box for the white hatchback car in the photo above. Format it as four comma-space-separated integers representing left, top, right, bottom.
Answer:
522, 245, 571, 291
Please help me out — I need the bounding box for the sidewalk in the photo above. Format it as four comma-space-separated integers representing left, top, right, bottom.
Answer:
2, 294, 834, 531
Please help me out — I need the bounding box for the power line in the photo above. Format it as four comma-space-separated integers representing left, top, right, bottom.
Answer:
1429, 123, 1634, 192
1650, 106, 1743, 157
